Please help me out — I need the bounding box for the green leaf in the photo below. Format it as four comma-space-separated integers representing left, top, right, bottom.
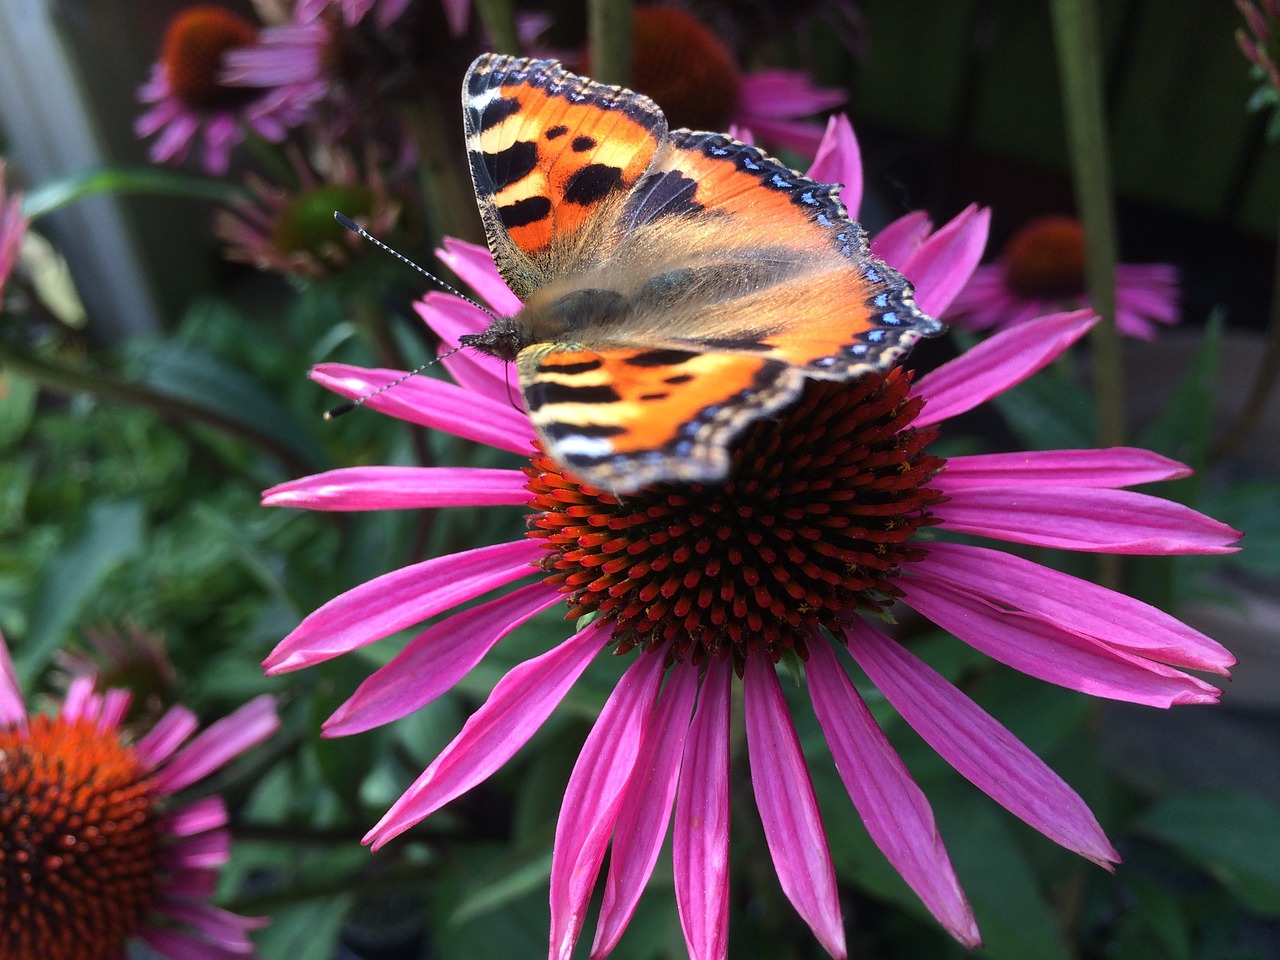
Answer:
936, 787, 1073, 960
1137, 313, 1222, 484
126, 338, 328, 471
0, 372, 38, 449
21, 166, 242, 219
985, 355, 1096, 451
15, 499, 144, 679
255, 895, 354, 960
1134, 790, 1280, 916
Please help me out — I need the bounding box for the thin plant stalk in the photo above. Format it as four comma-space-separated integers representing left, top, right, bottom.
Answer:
589, 0, 633, 86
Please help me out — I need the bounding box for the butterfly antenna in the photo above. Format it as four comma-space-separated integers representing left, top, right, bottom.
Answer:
333, 211, 496, 320
324, 344, 465, 419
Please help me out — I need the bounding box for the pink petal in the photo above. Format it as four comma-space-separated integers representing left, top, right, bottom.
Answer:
366, 620, 608, 848
0, 630, 26, 728
162, 796, 228, 837
744, 655, 846, 959
550, 651, 668, 960
936, 447, 1191, 490
158, 899, 266, 951
139, 926, 257, 960
918, 542, 1234, 674
673, 657, 733, 960
913, 310, 1098, 426
262, 466, 530, 511
133, 704, 200, 769
934, 485, 1242, 554
311, 363, 532, 454
414, 294, 512, 400
435, 236, 522, 316
164, 830, 232, 871
805, 638, 979, 946
153, 695, 279, 795
61, 676, 97, 722
738, 70, 846, 117
806, 114, 862, 217
594, 662, 700, 957
902, 575, 1222, 706
441, 0, 470, 33
264, 539, 543, 673
843, 619, 1118, 866
731, 114, 827, 156
871, 211, 932, 268
323, 583, 562, 736
895, 205, 991, 317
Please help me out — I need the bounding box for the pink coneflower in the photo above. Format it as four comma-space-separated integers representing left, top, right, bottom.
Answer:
135, 6, 306, 174
0, 159, 28, 303
946, 214, 1180, 340
0, 630, 279, 960
261, 121, 1238, 958
214, 143, 402, 278
582, 6, 845, 157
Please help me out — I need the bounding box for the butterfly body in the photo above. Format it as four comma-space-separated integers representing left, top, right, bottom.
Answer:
461, 54, 943, 494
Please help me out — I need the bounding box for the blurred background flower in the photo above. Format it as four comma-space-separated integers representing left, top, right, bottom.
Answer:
0, 631, 278, 960
946, 214, 1181, 339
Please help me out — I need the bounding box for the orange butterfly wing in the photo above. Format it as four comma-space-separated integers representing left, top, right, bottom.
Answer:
461, 55, 944, 494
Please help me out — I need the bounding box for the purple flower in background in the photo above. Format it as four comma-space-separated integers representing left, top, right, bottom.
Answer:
947, 214, 1180, 340
0, 159, 29, 303
0, 630, 279, 960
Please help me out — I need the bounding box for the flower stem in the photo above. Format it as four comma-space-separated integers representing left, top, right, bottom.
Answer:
1049, 0, 1125, 449
1212, 195, 1280, 459
0, 341, 318, 477
589, 0, 633, 86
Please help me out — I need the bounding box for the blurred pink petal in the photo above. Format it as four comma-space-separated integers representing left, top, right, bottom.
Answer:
262, 466, 529, 510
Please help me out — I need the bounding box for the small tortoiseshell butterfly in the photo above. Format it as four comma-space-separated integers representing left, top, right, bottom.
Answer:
457, 53, 943, 494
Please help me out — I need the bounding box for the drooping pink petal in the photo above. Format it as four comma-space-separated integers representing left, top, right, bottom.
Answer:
936, 447, 1191, 490
916, 542, 1234, 674
902, 576, 1223, 706
99, 689, 132, 730
152, 695, 279, 795
844, 619, 1118, 866
550, 651, 667, 960
156, 899, 267, 951
914, 310, 1097, 427
61, 676, 97, 723
435, 237, 522, 316
164, 830, 232, 871
805, 638, 979, 947
311, 363, 532, 454
366, 620, 608, 848
323, 583, 562, 736
895, 205, 990, 317
806, 114, 862, 216
732, 114, 827, 155
138, 925, 257, 960
934, 485, 1242, 554
594, 662, 700, 958
0, 630, 27, 727
743, 654, 846, 959
264, 539, 543, 673
673, 657, 732, 960
262, 466, 530, 511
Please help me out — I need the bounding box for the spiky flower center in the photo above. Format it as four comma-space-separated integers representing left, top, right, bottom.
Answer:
162, 6, 258, 110
1002, 215, 1087, 300
0, 715, 161, 960
525, 370, 944, 666
624, 7, 743, 131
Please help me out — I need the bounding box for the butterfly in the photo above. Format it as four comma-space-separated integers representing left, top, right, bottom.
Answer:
457, 53, 943, 495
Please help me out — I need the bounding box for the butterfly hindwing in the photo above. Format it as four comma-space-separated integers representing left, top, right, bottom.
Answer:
463, 54, 667, 299
517, 343, 804, 491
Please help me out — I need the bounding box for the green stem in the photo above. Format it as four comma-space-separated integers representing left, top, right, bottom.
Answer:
402, 99, 483, 248
589, 0, 633, 85
0, 342, 316, 478
1212, 195, 1280, 460
473, 0, 520, 54
1049, 0, 1124, 450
